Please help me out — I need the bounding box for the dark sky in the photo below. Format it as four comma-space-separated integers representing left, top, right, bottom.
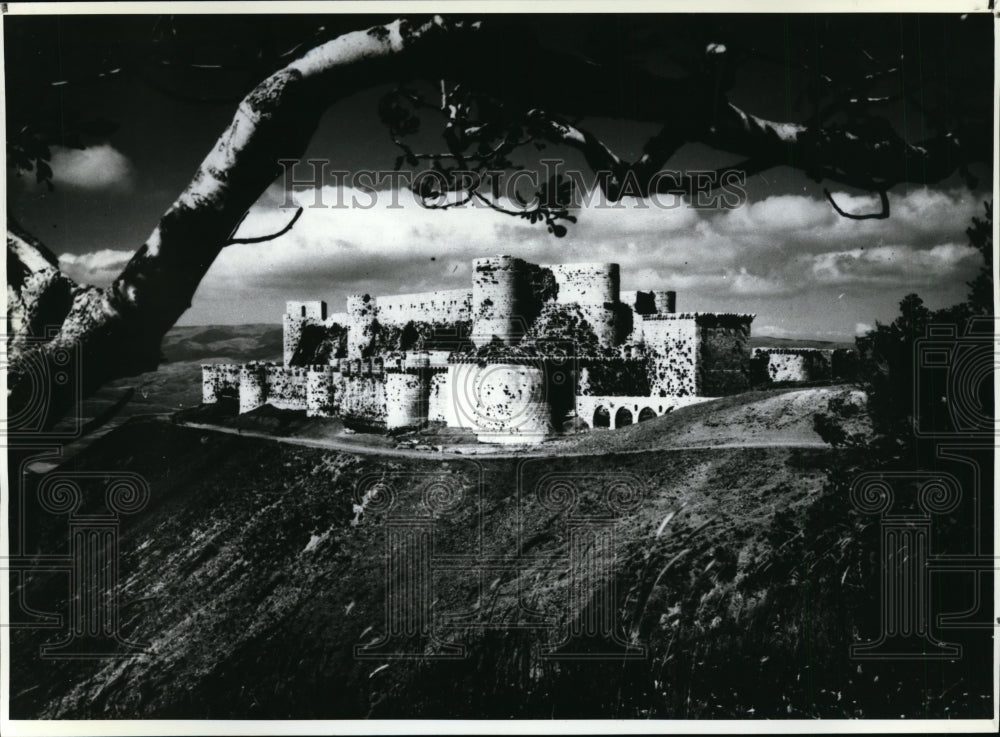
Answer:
5, 12, 994, 339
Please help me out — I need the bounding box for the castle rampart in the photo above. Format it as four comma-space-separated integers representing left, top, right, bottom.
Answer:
201, 363, 241, 404
376, 289, 472, 326
200, 255, 789, 444
265, 364, 309, 411
306, 366, 336, 417
384, 371, 428, 429
427, 371, 454, 425
654, 290, 677, 314
621, 289, 676, 316
336, 373, 386, 427
696, 314, 754, 395
576, 357, 651, 397
752, 347, 834, 383
641, 313, 754, 397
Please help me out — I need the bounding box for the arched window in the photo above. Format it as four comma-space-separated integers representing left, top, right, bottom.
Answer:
614, 407, 633, 428
593, 406, 610, 428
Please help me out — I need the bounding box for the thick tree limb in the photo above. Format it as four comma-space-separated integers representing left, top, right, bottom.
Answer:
6, 223, 76, 360
7, 16, 486, 431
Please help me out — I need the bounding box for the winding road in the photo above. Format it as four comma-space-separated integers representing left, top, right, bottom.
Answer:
175, 419, 830, 460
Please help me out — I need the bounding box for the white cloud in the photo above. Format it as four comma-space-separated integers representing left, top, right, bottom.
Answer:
855, 322, 874, 335
754, 324, 798, 339
809, 243, 979, 285
728, 267, 793, 296
48, 144, 135, 191
56, 182, 987, 338
212, 186, 982, 299
58, 248, 133, 284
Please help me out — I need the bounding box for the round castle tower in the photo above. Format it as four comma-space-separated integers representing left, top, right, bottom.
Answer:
384, 352, 430, 430
472, 256, 528, 347
549, 262, 622, 349
449, 358, 550, 444
346, 294, 377, 359
239, 364, 267, 414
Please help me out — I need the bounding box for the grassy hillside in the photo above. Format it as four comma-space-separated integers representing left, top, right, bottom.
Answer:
81, 323, 282, 419
33, 325, 283, 474
8, 389, 990, 719
546, 387, 868, 455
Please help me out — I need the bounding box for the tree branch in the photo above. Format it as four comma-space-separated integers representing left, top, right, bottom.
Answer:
823, 188, 890, 220
226, 206, 303, 245
7, 15, 487, 430
526, 110, 686, 201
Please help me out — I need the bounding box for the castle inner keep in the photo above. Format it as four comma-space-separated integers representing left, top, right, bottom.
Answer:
202, 255, 756, 443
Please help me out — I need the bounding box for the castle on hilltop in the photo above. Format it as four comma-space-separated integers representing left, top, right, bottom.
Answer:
202, 255, 759, 443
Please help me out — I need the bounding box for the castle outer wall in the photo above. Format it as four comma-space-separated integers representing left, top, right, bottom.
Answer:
752, 347, 834, 383
376, 289, 472, 326
201, 255, 794, 444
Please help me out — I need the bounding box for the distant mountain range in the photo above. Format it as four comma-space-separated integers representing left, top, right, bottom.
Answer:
748, 335, 855, 350
162, 324, 284, 363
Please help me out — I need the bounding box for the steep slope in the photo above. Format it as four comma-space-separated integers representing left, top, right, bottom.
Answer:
7, 391, 989, 720
549, 387, 870, 455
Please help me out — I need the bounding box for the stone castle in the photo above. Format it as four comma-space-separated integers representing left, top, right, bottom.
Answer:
202, 255, 760, 444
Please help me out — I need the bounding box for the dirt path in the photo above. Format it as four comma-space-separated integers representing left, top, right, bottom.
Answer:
25, 386, 846, 474
174, 419, 830, 460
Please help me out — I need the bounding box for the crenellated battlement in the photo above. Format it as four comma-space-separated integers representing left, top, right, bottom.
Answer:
201, 254, 843, 443
447, 354, 570, 365
376, 289, 472, 326
642, 312, 756, 322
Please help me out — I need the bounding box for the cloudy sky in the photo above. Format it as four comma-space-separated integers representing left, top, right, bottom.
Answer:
6, 12, 994, 341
